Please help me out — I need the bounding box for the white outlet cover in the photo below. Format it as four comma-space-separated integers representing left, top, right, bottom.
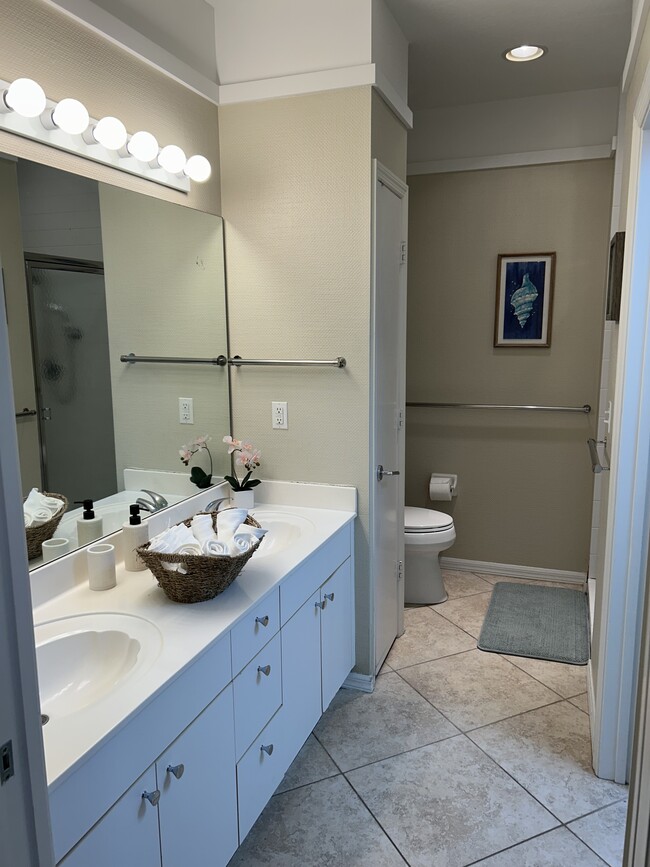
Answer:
272, 401, 288, 429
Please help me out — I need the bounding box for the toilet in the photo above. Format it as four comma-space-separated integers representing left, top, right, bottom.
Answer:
404, 507, 456, 604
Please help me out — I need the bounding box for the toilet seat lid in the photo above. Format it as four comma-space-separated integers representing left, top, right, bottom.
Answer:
405, 506, 454, 532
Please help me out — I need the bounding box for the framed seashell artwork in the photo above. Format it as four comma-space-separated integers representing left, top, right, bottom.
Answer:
494, 252, 556, 347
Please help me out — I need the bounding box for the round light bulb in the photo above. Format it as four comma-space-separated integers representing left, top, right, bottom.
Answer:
127, 130, 159, 162
52, 98, 89, 135
184, 155, 212, 182
93, 116, 127, 150
504, 44, 546, 62
158, 144, 187, 175
4, 78, 47, 117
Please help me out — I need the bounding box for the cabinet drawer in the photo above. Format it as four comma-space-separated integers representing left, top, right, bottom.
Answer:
233, 632, 282, 760
231, 588, 280, 675
236, 706, 289, 842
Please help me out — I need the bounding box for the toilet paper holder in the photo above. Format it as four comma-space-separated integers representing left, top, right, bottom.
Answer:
430, 473, 458, 499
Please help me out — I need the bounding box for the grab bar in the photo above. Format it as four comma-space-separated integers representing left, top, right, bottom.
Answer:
588, 438, 610, 473
15, 408, 38, 418
121, 353, 347, 368
406, 402, 591, 414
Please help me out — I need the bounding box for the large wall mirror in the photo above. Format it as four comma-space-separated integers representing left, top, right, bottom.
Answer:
0, 156, 230, 568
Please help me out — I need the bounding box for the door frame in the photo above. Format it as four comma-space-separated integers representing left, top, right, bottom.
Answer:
369, 160, 408, 678
593, 58, 650, 785
0, 262, 54, 865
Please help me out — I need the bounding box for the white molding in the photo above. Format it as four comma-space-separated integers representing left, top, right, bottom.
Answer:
374, 70, 413, 129
343, 672, 375, 693
407, 144, 614, 176
634, 57, 650, 128
441, 556, 587, 585
219, 64, 377, 106
45, 0, 219, 105
623, 0, 650, 94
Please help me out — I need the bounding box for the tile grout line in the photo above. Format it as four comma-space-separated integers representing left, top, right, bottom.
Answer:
463, 827, 610, 867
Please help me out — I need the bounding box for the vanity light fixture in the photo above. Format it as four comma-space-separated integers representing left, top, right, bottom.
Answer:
0, 75, 212, 192
504, 44, 546, 62
1, 77, 47, 117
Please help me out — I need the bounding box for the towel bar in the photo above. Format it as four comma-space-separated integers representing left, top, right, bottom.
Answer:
120, 353, 347, 368
588, 438, 610, 473
406, 402, 591, 414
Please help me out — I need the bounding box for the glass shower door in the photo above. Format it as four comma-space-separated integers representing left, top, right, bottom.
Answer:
27, 258, 118, 505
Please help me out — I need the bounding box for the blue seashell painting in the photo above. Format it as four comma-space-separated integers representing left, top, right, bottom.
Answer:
495, 253, 555, 347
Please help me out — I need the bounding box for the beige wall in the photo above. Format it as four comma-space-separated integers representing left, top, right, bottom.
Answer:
0, 0, 220, 215
0, 159, 42, 493
406, 160, 614, 572
219, 87, 374, 672
99, 185, 229, 484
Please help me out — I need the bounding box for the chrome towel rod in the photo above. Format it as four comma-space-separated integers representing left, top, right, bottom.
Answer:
406, 401, 591, 414
120, 353, 346, 368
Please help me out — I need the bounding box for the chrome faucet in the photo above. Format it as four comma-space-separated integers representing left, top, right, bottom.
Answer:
136, 489, 169, 513
205, 496, 230, 513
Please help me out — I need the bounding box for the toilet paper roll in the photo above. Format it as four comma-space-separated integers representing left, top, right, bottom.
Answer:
429, 476, 453, 501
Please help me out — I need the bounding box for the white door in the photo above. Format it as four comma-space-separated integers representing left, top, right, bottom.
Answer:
371, 162, 408, 674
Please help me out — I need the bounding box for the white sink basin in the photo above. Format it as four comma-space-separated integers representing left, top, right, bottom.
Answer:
35, 613, 162, 719
249, 510, 315, 558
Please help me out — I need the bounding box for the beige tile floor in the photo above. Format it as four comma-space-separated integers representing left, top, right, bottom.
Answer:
229, 571, 629, 867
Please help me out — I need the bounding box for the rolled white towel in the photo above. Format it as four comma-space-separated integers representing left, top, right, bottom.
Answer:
24, 488, 62, 518
202, 539, 229, 556
176, 542, 202, 557
228, 533, 253, 557
216, 508, 248, 542
24, 510, 34, 528
25, 506, 55, 528
233, 523, 267, 541
190, 514, 218, 545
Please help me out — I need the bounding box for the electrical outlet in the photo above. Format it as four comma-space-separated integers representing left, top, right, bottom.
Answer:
179, 397, 194, 424
272, 401, 288, 429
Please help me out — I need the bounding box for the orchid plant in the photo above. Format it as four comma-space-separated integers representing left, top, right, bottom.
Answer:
223, 436, 262, 492
179, 434, 213, 489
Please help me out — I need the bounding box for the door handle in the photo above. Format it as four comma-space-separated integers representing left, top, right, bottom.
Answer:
377, 465, 400, 482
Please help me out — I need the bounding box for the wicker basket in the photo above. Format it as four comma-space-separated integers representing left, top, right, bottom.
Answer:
137, 510, 263, 604
24, 493, 68, 561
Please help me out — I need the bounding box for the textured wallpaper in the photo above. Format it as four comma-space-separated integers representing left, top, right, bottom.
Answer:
220, 87, 374, 672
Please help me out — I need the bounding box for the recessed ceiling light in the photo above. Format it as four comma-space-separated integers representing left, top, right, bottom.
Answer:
504, 45, 547, 63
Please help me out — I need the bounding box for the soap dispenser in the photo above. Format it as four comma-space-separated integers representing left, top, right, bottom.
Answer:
122, 504, 148, 571
76, 499, 103, 546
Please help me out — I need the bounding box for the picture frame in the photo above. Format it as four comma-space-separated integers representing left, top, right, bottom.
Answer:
494, 252, 556, 348
606, 232, 625, 322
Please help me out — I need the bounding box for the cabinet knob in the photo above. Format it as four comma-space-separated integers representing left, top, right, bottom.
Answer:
167, 763, 185, 780
260, 743, 274, 756
257, 664, 271, 677
324, 592, 335, 603
142, 789, 160, 807
315, 599, 327, 610
255, 615, 269, 627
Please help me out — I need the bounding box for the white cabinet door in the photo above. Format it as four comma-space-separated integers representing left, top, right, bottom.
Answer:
282, 589, 322, 747
320, 559, 355, 711
233, 633, 282, 759
237, 707, 288, 841
157, 686, 238, 867
59, 766, 160, 867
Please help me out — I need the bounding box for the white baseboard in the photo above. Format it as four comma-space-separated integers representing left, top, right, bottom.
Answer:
343, 672, 374, 693
440, 556, 587, 585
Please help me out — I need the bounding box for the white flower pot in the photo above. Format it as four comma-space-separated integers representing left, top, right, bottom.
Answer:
230, 489, 255, 510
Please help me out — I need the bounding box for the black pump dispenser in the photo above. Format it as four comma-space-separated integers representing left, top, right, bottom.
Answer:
129, 504, 142, 526
74, 499, 95, 519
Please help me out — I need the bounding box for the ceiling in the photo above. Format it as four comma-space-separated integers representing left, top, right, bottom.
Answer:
384, 0, 633, 110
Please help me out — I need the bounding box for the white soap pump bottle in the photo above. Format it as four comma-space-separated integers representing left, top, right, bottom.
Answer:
122, 504, 148, 571
76, 499, 103, 546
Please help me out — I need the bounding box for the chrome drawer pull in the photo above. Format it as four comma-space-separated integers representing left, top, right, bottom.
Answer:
167, 763, 185, 780
255, 615, 270, 627
257, 664, 271, 677
324, 592, 335, 602
142, 789, 160, 807
260, 743, 274, 756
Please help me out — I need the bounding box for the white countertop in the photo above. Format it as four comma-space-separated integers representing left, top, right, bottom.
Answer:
35, 500, 355, 790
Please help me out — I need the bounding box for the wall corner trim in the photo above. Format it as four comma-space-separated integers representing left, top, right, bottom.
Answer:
622, 0, 650, 94
343, 672, 375, 693
408, 144, 614, 176
45, 0, 219, 104
373, 71, 413, 129
218, 64, 377, 106
441, 556, 588, 584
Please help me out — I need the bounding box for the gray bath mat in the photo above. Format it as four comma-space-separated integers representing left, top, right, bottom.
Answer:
478, 582, 590, 665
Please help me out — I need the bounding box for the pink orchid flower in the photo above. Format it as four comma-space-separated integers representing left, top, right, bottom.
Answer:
193, 434, 211, 447
222, 435, 242, 454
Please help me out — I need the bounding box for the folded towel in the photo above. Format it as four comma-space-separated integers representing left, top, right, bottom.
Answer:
176, 541, 202, 557
216, 508, 248, 542
202, 539, 229, 556
228, 533, 253, 557
234, 523, 267, 541
190, 514, 219, 545
23, 488, 63, 527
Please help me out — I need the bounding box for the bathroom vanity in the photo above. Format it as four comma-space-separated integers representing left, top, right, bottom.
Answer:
31, 482, 356, 865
